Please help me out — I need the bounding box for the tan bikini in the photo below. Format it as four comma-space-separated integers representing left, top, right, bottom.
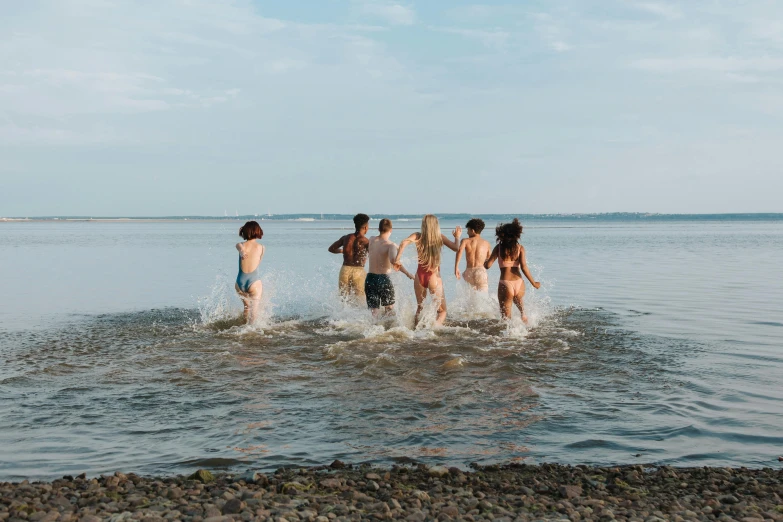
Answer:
497, 246, 524, 297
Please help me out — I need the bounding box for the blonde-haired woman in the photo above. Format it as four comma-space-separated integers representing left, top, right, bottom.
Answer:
394, 215, 461, 327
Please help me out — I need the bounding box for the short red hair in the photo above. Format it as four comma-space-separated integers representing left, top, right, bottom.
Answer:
239, 221, 263, 240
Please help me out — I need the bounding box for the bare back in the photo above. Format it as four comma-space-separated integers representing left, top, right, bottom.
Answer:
463, 236, 491, 268
367, 236, 398, 275
340, 233, 369, 267
237, 240, 264, 273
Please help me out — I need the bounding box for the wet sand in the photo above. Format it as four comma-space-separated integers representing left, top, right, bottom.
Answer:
1, 462, 781, 521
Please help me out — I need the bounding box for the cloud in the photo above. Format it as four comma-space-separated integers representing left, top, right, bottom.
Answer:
534, 13, 572, 53
360, 2, 416, 26
428, 26, 510, 50
632, 56, 783, 73
631, 2, 683, 20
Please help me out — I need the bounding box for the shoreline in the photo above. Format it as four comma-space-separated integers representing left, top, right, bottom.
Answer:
1, 462, 780, 521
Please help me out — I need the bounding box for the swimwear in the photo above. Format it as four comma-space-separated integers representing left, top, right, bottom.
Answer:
497, 245, 524, 298
462, 266, 489, 291
338, 265, 366, 296
365, 273, 395, 309
416, 263, 437, 288
498, 278, 524, 297
236, 246, 263, 293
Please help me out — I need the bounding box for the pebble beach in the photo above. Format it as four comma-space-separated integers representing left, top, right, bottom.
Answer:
2, 462, 781, 522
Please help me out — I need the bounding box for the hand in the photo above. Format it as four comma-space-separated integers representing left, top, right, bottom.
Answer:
455, 268, 461, 279
533, 281, 541, 289
407, 273, 414, 280
393, 262, 402, 272
453, 226, 462, 239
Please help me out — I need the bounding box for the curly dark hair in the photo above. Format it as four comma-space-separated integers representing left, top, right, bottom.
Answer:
495, 218, 523, 258
353, 213, 370, 231
465, 218, 485, 234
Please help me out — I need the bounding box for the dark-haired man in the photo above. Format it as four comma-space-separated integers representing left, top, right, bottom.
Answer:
366, 218, 413, 316
328, 213, 370, 301
455, 218, 491, 292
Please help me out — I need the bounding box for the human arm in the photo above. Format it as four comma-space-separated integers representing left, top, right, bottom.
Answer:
484, 245, 499, 269
390, 244, 414, 279
328, 236, 344, 254
393, 233, 418, 270
441, 226, 462, 252
236, 242, 246, 259
520, 246, 541, 289
454, 238, 467, 279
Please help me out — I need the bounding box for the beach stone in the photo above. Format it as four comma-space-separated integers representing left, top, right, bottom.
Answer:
189, 470, 215, 484
365, 473, 382, 481
366, 481, 380, 491
330, 460, 346, 470
239, 471, 259, 484
203, 517, 234, 522
81, 517, 102, 522
428, 466, 449, 478
222, 498, 244, 514
411, 490, 430, 502
319, 478, 341, 489
440, 505, 460, 518
559, 485, 583, 499
720, 495, 740, 505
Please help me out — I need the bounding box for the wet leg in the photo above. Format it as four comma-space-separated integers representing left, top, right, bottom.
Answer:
497, 283, 513, 319
413, 278, 427, 327
246, 281, 263, 324
512, 293, 527, 323
430, 276, 447, 326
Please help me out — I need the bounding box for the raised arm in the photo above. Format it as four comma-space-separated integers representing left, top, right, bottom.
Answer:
484, 245, 499, 269
519, 246, 541, 289
441, 226, 462, 252
454, 238, 467, 279
328, 236, 344, 254
393, 233, 419, 268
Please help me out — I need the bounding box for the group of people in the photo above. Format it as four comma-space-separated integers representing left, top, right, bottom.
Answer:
234, 214, 541, 326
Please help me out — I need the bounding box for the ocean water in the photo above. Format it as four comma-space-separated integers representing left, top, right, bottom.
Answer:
0, 217, 781, 480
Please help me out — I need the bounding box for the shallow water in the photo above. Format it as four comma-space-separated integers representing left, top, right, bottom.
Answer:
0, 218, 781, 480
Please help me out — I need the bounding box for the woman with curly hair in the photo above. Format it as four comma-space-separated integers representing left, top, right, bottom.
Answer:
484, 218, 541, 322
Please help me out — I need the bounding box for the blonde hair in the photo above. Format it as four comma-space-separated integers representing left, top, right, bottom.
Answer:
417, 214, 443, 271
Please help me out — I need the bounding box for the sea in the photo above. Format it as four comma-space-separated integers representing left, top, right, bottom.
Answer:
0, 214, 781, 481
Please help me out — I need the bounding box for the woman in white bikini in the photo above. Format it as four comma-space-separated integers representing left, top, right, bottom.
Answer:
484, 218, 540, 322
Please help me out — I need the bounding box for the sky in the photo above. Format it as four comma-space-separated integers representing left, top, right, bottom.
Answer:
1, 0, 782, 216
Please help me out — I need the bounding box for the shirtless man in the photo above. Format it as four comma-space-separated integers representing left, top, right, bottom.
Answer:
454, 218, 491, 292
365, 219, 414, 316
328, 213, 370, 301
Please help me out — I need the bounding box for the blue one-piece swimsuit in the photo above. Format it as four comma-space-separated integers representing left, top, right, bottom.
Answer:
236, 250, 262, 292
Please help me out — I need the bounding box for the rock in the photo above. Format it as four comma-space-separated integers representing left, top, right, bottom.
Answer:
428, 466, 449, 478
366, 480, 380, 491
319, 478, 342, 489
559, 485, 583, 499
365, 473, 382, 481
411, 490, 430, 502
204, 517, 235, 522
441, 505, 460, 518
478, 499, 493, 510
81, 517, 102, 522
330, 460, 346, 469
239, 471, 259, 484
189, 469, 215, 484
719, 494, 740, 505
222, 498, 244, 514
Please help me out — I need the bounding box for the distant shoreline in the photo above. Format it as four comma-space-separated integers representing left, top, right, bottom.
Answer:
2, 212, 783, 223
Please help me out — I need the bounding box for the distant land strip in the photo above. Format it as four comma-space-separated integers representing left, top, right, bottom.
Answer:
2, 213, 783, 222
